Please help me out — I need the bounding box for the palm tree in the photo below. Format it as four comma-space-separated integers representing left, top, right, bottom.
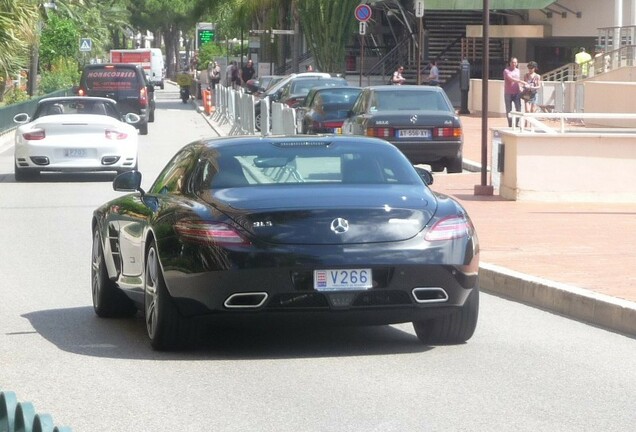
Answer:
0, 1, 38, 95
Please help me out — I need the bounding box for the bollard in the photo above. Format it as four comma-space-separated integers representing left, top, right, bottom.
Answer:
14, 402, 36, 432
1, 390, 18, 432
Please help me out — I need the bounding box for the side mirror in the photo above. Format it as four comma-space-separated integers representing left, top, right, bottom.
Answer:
124, 113, 141, 125
414, 166, 434, 186
13, 113, 30, 124
113, 170, 143, 192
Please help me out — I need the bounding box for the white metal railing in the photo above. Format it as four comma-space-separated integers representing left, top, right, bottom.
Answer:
543, 45, 636, 82
210, 84, 297, 136
508, 111, 636, 133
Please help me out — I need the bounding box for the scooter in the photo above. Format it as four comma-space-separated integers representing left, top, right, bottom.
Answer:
176, 71, 192, 104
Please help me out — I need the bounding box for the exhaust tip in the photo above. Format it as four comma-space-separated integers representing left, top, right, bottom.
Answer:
412, 287, 449, 304
224, 292, 268, 309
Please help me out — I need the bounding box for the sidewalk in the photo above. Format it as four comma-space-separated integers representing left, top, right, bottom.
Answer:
196, 102, 636, 337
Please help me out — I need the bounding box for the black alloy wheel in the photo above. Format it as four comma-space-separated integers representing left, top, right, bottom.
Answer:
144, 241, 193, 350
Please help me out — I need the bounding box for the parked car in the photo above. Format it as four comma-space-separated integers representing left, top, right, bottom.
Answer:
277, 76, 349, 108
297, 86, 362, 134
253, 72, 332, 130
341, 85, 463, 173
76, 63, 155, 135
13, 96, 140, 181
91, 135, 479, 350
245, 75, 284, 96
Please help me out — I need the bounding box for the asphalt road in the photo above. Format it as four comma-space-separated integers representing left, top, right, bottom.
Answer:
1, 83, 635, 431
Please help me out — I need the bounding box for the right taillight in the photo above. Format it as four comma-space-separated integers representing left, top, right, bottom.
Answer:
139, 87, 148, 107
424, 215, 473, 241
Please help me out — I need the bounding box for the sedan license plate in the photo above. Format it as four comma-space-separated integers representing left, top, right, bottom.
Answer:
64, 148, 88, 158
398, 129, 430, 138
314, 269, 372, 291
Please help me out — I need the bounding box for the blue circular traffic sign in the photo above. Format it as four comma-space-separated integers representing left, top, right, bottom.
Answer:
355, 4, 372, 22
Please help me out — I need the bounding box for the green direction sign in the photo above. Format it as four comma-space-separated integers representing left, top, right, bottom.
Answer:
197, 29, 215, 46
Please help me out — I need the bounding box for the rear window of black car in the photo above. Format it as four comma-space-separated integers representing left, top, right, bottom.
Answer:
83, 68, 140, 91
373, 90, 451, 112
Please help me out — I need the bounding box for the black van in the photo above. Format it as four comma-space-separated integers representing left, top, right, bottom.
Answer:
77, 63, 155, 135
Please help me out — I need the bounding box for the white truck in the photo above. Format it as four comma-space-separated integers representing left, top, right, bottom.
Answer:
110, 48, 165, 89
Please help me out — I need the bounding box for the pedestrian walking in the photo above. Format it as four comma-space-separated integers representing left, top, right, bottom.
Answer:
391, 65, 406, 85
208, 61, 221, 90
575, 47, 592, 78
426, 60, 440, 86
520, 61, 541, 127
503, 57, 523, 127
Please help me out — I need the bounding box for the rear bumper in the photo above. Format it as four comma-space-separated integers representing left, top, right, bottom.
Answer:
389, 140, 462, 164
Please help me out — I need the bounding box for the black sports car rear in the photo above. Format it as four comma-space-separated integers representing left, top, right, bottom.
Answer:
91, 135, 479, 350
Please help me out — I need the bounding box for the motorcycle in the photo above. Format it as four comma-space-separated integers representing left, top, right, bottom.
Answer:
176, 72, 192, 104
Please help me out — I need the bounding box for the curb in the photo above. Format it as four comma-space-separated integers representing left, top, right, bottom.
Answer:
479, 263, 636, 336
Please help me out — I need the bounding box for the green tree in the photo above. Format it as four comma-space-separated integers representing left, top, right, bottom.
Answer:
39, 14, 80, 70
0, 1, 38, 98
297, 0, 359, 74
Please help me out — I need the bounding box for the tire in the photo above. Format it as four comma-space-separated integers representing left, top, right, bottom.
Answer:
255, 112, 262, 131
91, 228, 136, 317
446, 156, 463, 174
160, 81, 165, 90
14, 164, 39, 182
429, 162, 445, 173
149, 109, 155, 123
413, 287, 479, 345
144, 241, 194, 350
139, 122, 149, 135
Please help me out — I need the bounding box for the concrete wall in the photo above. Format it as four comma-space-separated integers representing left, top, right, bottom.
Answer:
497, 130, 636, 202
584, 81, 636, 127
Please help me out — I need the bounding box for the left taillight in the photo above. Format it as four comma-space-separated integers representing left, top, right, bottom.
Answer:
105, 130, 128, 140
366, 127, 394, 138
174, 220, 250, 246
424, 215, 473, 241
23, 129, 46, 140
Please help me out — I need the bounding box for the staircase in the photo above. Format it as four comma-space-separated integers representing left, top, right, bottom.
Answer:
401, 11, 507, 84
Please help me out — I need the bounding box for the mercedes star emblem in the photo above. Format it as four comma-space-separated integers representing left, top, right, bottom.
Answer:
330, 218, 349, 234
410, 115, 418, 124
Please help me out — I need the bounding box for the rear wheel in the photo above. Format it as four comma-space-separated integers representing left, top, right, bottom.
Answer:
413, 287, 479, 345
446, 156, 463, 174
139, 122, 149, 135
144, 241, 194, 350
14, 163, 39, 182
149, 109, 155, 123
429, 162, 445, 173
91, 228, 136, 317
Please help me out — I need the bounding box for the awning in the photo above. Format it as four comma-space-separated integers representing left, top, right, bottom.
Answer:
421, 0, 556, 10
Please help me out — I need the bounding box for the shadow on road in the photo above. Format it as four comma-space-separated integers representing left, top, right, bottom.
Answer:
22, 306, 433, 360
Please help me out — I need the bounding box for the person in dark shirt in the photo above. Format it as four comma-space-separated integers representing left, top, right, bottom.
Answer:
241, 59, 256, 86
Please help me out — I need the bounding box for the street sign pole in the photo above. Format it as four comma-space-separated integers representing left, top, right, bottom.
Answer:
354, 4, 372, 87
415, 0, 424, 85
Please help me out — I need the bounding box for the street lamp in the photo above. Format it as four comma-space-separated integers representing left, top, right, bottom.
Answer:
27, 0, 58, 96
